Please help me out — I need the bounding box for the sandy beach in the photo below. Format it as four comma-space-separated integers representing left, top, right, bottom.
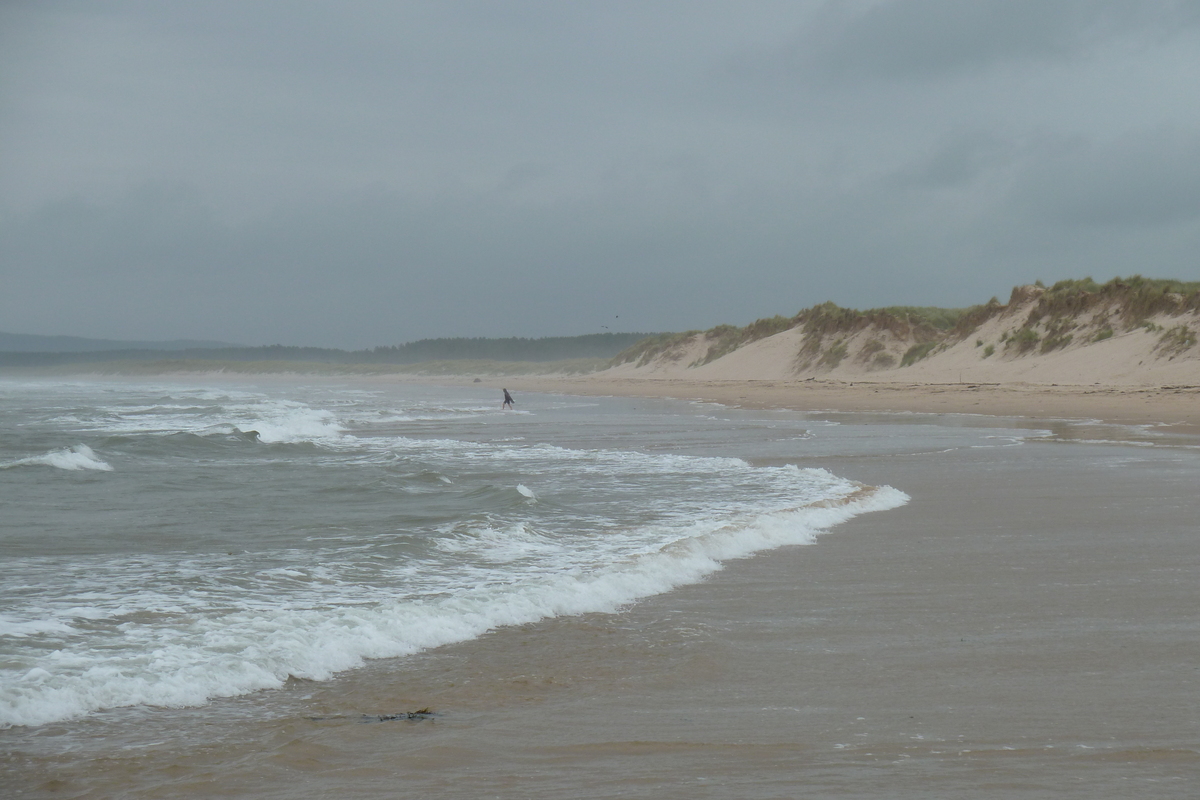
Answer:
514, 375, 1200, 433
309, 412, 1199, 800
279, 376, 1200, 798
227, 381, 1200, 799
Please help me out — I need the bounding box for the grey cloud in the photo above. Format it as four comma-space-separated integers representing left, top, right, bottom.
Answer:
493, 163, 560, 199
886, 131, 1013, 190
742, 0, 1200, 84
4, 3, 1200, 346
1007, 129, 1200, 228
2, 179, 749, 348
3, 161, 996, 348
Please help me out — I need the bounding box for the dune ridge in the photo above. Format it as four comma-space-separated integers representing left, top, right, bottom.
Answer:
605, 278, 1200, 387
513, 279, 1200, 433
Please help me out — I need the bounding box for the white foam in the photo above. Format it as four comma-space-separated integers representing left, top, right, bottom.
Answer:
0, 380, 921, 729
2, 444, 113, 472
0, 484, 907, 728
435, 522, 566, 564
0, 616, 78, 638
246, 406, 344, 443
44, 386, 347, 446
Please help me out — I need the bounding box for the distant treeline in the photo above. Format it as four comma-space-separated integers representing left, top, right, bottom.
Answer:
0, 331, 237, 353
0, 333, 656, 368
370, 333, 654, 363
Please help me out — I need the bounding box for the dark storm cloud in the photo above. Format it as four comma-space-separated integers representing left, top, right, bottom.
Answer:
885, 131, 1013, 190
755, 0, 1200, 82
1, 176, 747, 346
3, 2, 1200, 347
1008, 128, 1200, 228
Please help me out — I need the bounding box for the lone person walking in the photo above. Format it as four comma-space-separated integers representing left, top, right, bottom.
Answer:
502, 388, 515, 410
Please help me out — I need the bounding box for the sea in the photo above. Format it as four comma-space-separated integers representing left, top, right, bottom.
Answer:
2, 377, 1196, 798
0, 378, 906, 730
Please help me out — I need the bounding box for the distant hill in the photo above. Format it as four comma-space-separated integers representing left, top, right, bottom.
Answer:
368, 333, 653, 363
0, 332, 240, 353
0, 332, 656, 368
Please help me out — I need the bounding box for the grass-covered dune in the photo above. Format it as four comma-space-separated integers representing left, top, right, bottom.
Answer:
610, 276, 1200, 379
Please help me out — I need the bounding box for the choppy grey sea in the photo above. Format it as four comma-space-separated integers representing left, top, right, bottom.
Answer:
0, 378, 923, 729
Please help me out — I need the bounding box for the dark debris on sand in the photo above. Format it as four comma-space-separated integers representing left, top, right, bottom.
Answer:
306, 708, 437, 724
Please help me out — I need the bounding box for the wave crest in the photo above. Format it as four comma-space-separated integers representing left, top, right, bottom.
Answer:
1, 444, 113, 472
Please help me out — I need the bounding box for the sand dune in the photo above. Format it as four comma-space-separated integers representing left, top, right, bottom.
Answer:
607, 283, 1200, 387
515, 283, 1200, 431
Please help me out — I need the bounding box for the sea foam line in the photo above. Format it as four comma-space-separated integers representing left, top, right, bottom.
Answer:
0, 484, 907, 728
0, 444, 113, 472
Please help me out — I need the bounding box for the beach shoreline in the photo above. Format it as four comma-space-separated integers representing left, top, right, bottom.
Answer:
9, 355, 1200, 432
3, 374, 1198, 798
418, 374, 1200, 434
286, 381, 1200, 798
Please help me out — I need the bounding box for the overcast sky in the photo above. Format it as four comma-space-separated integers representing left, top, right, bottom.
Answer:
4, 1, 1200, 348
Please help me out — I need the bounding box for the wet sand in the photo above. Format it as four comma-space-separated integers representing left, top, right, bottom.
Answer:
9, 407, 1198, 799
267, 428, 1198, 799
512, 375, 1200, 435
33, 370, 1200, 433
